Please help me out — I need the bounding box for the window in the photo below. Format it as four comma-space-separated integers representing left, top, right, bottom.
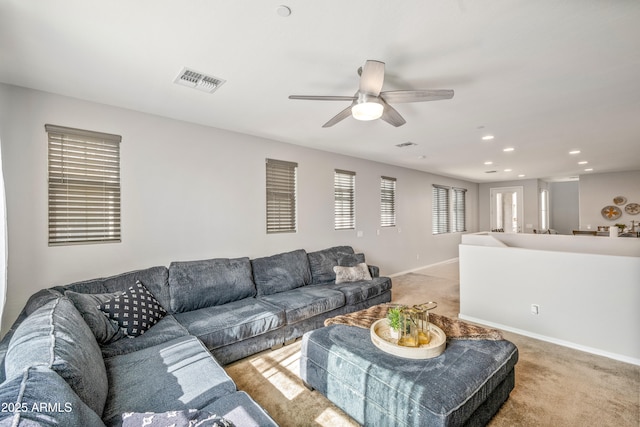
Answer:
46, 124, 121, 245
452, 187, 467, 232
334, 169, 355, 230
432, 185, 450, 234
432, 185, 467, 234
266, 158, 297, 233
540, 189, 549, 230
380, 176, 396, 227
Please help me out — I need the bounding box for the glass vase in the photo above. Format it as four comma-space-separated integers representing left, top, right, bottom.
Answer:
397, 307, 419, 347
414, 302, 438, 345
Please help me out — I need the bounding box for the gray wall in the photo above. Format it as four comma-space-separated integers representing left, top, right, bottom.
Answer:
0, 83, 479, 334
550, 181, 579, 235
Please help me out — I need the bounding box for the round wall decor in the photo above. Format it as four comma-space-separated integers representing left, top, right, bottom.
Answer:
601, 205, 622, 220
613, 196, 627, 205
625, 203, 639, 215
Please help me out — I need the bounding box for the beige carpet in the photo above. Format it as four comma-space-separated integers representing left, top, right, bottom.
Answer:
226, 261, 640, 426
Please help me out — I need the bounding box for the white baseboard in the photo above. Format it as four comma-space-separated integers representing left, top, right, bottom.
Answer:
389, 257, 459, 278
458, 314, 640, 366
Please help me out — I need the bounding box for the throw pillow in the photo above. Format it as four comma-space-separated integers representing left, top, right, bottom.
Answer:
99, 281, 167, 337
66, 290, 129, 344
121, 409, 235, 427
333, 263, 373, 284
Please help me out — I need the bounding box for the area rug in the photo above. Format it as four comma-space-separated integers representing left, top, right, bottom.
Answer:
324, 303, 504, 340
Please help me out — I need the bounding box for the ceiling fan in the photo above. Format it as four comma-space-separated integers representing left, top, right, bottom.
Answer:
289, 60, 454, 128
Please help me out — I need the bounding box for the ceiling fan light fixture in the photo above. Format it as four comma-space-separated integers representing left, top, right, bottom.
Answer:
352, 101, 383, 121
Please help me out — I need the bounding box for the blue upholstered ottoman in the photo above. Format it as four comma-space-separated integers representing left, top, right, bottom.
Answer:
300, 324, 518, 427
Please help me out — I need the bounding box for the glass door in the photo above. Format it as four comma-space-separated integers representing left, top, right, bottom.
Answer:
490, 186, 524, 233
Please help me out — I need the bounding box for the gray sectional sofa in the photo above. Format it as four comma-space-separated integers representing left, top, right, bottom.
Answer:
0, 246, 391, 426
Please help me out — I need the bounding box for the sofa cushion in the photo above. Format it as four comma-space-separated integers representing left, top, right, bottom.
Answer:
174, 299, 285, 350
22, 288, 62, 317
4, 297, 109, 417
55, 266, 171, 314
334, 263, 372, 284
307, 246, 355, 284
202, 391, 278, 427
251, 249, 311, 296
66, 290, 129, 344
168, 257, 256, 313
326, 277, 393, 305
260, 287, 346, 324
337, 252, 366, 267
102, 335, 237, 426
0, 366, 106, 427
100, 315, 191, 359
99, 281, 167, 337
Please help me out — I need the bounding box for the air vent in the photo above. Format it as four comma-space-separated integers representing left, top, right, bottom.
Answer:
174, 67, 226, 93
485, 170, 497, 174
396, 142, 418, 148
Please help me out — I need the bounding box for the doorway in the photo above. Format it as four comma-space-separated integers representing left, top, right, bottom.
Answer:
490, 186, 524, 233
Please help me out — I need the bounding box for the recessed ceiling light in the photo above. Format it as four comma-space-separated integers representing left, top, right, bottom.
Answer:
276, 5, 291, 17
569, 150, 581, 155
503, 147, 514, 152
484, 161, 493, 165
578, 161, 588, 165
482, 135, 494, 141
504, 169, 512, 172
584, 168, 594, 172
518, 174, 525, 178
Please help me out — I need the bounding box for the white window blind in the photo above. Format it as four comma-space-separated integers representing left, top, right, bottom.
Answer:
452, 187, 467, 232
334, 169, 355, 230
380, 176, 396, 227
433, 184, 467, 234
46, 124, 121, 245
432, 185, 450, 234
266, 158, 297, 233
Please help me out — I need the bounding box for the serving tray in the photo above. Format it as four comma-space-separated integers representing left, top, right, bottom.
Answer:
370, 319, 446, 359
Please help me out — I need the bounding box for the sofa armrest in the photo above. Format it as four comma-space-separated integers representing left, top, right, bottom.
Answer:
368, 264, 380, 278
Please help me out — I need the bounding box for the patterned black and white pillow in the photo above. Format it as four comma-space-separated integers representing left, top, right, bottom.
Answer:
99, 281, 167, 337
121, 409, 235, 427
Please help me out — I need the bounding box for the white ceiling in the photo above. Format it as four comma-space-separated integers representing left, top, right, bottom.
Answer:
1, 0, 639, 183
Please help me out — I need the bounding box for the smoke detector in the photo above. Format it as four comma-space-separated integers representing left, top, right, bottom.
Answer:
174, 67, 226, 93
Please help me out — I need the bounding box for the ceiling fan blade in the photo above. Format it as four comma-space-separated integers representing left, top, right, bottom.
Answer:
289, 95, 357, 101
322, 104, 354, 128
380, 89, 454, 103
358, 60, 385, 96
379, 101, 406, 127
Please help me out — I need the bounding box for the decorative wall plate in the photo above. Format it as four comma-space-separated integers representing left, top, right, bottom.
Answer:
625, 203, 639, 215
601, 205, 622, 220
613, 196, 627, 205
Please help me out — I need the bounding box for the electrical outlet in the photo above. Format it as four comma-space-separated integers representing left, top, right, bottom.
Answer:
531, 304, 540, 315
